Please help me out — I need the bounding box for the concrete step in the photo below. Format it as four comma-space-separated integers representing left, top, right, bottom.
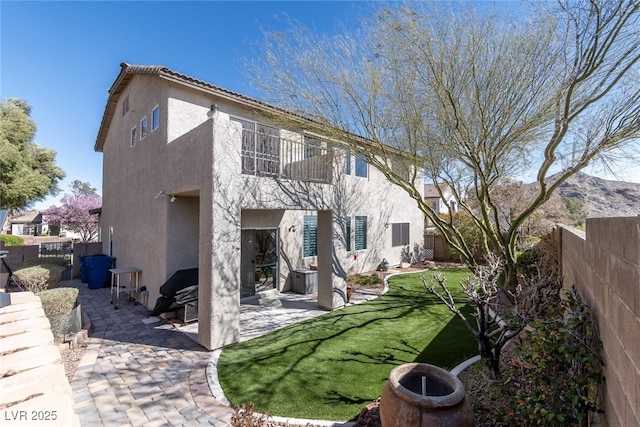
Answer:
256, 289, 283, 309
256, 288, 280, 298
258, 297, 283, 309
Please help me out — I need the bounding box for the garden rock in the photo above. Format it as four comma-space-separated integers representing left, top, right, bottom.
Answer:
354, 398, 381, 427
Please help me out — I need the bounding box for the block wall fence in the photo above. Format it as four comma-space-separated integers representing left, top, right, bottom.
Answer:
0, 242, 103, 285
559, 216, 640, 427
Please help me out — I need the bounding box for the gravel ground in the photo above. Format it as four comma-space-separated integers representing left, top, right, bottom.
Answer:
61, 341, 88, 381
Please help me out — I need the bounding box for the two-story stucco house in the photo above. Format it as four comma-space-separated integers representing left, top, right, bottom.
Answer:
94, 63, 425, 350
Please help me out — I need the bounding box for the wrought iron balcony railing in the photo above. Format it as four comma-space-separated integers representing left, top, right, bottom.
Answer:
239, 126, 333, 184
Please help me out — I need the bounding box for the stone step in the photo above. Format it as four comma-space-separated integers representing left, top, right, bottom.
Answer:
1, 393, 80, 427
0, 345, 61, 377
0, 364, 71, 408
0, 329, 55, 355
0, 317, 51, 338
0, 307, 46, 325
0, 300, 43, 316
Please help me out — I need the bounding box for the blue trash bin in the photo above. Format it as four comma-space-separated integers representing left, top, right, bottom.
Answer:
79, 254, 98, 283
86, 255, 113, 289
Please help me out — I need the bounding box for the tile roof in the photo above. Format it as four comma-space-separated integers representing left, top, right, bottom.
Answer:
93, 63, 412, 162
94, 63, 304, 152
9, 211, 43, 224
424, 183, 452, 199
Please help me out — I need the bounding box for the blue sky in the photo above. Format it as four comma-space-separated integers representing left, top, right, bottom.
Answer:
1, 1, 638, 211
1, 0, 371, 209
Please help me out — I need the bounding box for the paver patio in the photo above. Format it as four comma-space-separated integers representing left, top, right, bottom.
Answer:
68, 280, 373, 426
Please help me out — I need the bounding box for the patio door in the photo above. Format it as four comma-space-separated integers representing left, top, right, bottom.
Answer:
241, 228, 279, 298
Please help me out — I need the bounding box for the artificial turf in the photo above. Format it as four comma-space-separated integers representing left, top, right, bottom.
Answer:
217, 268, 478, 421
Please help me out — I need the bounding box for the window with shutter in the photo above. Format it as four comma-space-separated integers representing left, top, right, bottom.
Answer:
392, 223, 410, 247
354, 216, 367, 250
303, 215, 317, 257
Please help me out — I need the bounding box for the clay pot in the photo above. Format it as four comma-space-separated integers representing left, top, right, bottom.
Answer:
380, 363, 475, 427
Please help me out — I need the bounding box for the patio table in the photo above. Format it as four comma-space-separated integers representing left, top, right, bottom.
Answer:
109, 267, 142, 309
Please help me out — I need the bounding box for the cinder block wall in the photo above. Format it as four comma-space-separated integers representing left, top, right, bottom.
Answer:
559, 217, 640, 427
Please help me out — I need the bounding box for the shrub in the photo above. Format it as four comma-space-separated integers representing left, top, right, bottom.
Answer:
37, 287, 79, 318
505, 287, 604, 426
516, 249, 540, 277
0, 234, 24, 246
13, 264, 65, 292
37, 287, 79, 344
347, 273, 382, 286
21, 257, 69, 268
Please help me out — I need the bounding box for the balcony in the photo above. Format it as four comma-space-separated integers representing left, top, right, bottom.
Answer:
240, 127, 333, 184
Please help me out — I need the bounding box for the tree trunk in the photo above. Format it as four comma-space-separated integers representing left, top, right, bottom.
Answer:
479, 335, 501, 379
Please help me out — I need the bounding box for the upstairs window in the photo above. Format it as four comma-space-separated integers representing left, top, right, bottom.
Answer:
391, 223, 410, 247
355, 154, 368, 178
130, 126, 137, 147
140, 117, 148, 140
152, 106, 159, 131
122, 95, 129, 116
304, 136, 322, 159
354, 216, 367, 250
303, 215, 318, 257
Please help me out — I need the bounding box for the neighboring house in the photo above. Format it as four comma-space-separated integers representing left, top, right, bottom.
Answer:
424, 183, 459, 228
94, 63, 425, 350
9, 211, 47, 236
0, 210, 8, 234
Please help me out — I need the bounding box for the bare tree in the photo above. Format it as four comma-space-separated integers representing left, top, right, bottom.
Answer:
423, 255, 526, 378
249, 0, 640, 289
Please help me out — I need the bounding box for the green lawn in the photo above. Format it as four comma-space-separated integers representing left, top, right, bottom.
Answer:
217, 268, 478, 421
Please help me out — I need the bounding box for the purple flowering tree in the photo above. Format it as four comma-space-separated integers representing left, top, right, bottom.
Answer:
44, 181, 101, 242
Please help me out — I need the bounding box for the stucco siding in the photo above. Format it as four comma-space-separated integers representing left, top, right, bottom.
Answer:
101, 83, 214, 310
166, 87, 212, 144
98, 69, 426, 349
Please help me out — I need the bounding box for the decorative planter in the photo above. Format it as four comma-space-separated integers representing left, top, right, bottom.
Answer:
380, 363, 474, 427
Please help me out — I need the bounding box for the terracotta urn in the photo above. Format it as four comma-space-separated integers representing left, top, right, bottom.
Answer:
380, 363, 475, 427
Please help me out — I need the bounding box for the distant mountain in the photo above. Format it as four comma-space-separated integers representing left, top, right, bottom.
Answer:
548, 172, 640, 218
